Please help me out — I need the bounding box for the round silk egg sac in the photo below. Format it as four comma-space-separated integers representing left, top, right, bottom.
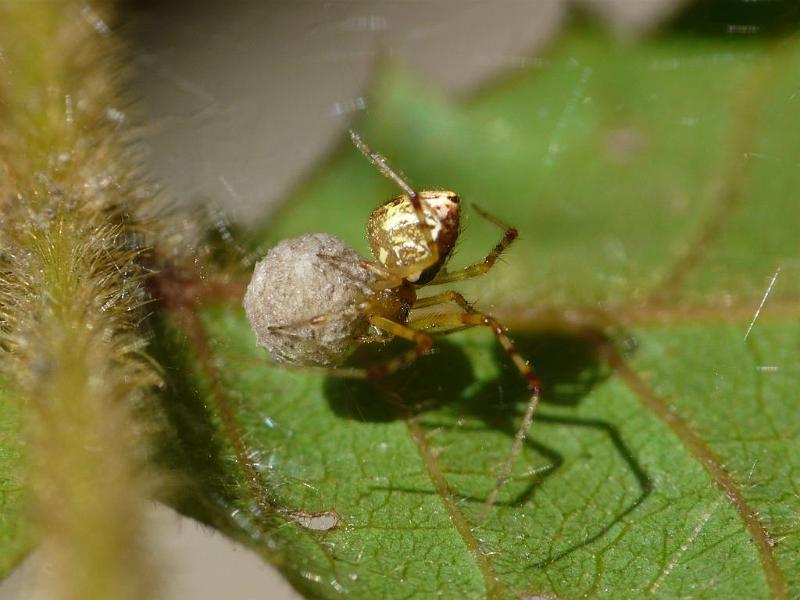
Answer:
243, 233, 374, 366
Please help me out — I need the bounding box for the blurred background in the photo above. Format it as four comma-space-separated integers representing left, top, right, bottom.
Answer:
125, 0, 688, 224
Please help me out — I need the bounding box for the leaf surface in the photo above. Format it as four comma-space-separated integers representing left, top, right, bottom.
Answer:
159, 27, 800, 600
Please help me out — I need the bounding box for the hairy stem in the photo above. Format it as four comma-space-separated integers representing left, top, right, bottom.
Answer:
0, 1, 160, 598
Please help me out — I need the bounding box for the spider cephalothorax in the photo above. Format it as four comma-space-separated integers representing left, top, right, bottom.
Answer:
244, 130, 540, 519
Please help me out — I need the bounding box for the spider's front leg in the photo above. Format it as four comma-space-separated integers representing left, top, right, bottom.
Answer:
409, 308, 541, 521
349, 129, 440, 274
430, 204, 518, 285
315, 253, 405, 291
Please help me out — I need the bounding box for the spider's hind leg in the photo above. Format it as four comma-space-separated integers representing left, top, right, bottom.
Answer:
262, 313, 434, 380
408, 308, 541, 522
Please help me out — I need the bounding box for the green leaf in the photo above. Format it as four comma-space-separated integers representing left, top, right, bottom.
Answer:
159, 27, 800, 599
0, 379, 30, 578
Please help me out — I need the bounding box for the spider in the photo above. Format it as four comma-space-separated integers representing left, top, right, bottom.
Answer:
244, 130, 541, 516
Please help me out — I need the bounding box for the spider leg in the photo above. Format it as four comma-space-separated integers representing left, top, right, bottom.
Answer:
267, 314, 432, 378
349, 130, 440, 271
355, 330, 394, 344
430, 203, 518, 285
408, 309, 541, 522
364, 315, 433, 378
413, 290, 475, 313
349, 130, 416, 198
267, 306, 365, 333
317, 252, 405, 291
317, 252, 390, 280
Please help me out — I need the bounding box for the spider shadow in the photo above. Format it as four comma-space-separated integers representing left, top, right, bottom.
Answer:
324, 330, 652, 564
478, 333, 652, 566
325, 331, 608, 416
324, 337, 475, 422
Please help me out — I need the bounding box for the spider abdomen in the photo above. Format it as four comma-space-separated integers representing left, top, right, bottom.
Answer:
367, 190, 460, 283
244, 233, 375, 366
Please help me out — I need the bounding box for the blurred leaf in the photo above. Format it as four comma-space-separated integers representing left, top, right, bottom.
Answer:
161, 27, 800, 599
0, 381, 29, 577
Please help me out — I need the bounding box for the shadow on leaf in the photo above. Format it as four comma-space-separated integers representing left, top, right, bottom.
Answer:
324, 329, 652, 563
325, 338, 475, 422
